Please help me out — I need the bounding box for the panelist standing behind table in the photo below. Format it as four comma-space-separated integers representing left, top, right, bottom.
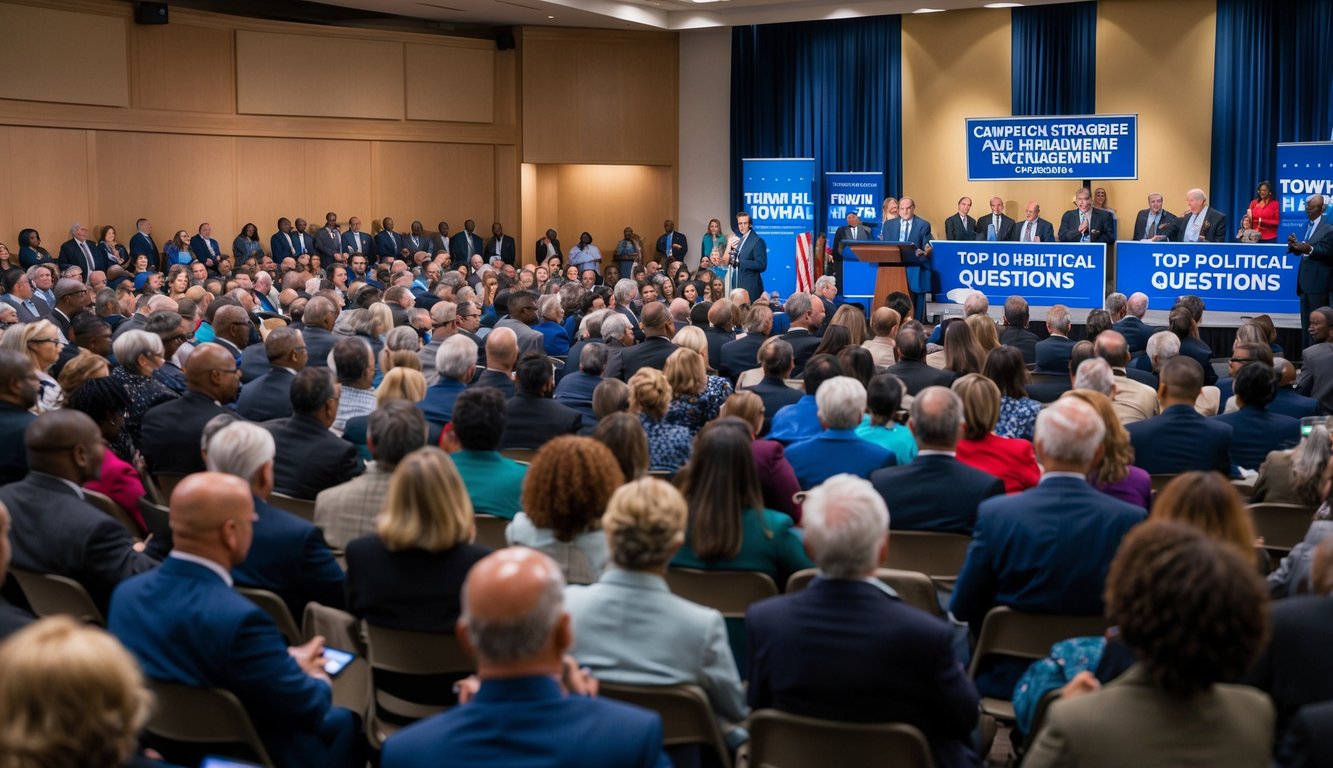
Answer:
1058, 187, 1115, 244
882, 197, 933, 319
1292, 194, 1333, 345
732, 212, 767, 302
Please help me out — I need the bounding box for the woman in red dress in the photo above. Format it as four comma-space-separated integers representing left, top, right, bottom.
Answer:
952, 373, 1040, 494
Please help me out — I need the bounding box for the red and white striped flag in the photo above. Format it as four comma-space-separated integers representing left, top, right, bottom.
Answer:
795, 231, 814, 293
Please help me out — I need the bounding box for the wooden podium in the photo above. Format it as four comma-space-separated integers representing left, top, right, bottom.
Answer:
843, 242, 921, 308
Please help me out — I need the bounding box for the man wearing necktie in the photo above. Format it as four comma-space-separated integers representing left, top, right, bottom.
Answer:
189, 223, 224, 273
886, 197, 934, 320
1132, 193, 1177, 242
1058, 188, 1114, 244
342, 216, 375, 260
656, 220, 689, 268
944, 197, 975, 241
58, 223, 101, 280
1292, 194, 1333, 345
1170, 188, 1226, 244
1011, 202, 1055, 244
979, 197, 1014, 242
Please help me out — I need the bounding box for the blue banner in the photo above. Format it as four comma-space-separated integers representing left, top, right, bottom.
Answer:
1277, 142, 1333, 242
825, 172, 883, 300
1115, 241, 1298, 315
966, 114, 1138, 181
933, 240, 1107, 312
742, 158, 815, 301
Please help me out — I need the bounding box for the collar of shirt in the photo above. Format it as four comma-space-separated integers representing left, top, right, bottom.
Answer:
169, 551, 234, 587
916, 449, 956, 457
1040, 471, 1087, 484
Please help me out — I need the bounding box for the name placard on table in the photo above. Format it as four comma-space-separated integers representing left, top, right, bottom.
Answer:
1115, 241, 1298, 315
933, 240, 1107, 313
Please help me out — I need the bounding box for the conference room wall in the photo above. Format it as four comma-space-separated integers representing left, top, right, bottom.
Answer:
677, 28, 733, 245
0, 0, 519, 255
523, 164, 676, 268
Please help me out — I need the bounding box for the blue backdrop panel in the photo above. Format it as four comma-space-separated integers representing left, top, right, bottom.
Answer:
825, 172, 883, 301
932, 240, 1106, 312
1116, 241, 1298, 315
742, 158, 815, 301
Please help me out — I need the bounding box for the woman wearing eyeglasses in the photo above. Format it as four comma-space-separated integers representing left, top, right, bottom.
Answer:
0, 319, 63, 413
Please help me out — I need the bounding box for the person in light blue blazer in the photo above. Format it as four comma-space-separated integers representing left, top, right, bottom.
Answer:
380, 548, 670, 768
785, 376, 896, 489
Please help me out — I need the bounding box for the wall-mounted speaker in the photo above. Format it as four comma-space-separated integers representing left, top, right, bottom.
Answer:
496, 29, 515, 50
134, 2, 168, 25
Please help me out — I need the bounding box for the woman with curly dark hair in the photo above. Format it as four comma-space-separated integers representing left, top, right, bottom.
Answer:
506, 435, 624, 584
1024, 521, 1272, 767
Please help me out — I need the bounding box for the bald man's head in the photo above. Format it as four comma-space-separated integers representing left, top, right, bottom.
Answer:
486, 326, 519, 371
169, 472, 256, 567
184, 343, 241, 404
1094, 329, 1130, 367
459, 548, 568, 673
25, 410, 103, 483
640, 301, 671, 335
213, 305, 251, 348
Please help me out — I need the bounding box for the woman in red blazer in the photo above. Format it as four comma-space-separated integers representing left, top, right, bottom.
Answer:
722, 391, 803, 523
952, 374, 1040, 494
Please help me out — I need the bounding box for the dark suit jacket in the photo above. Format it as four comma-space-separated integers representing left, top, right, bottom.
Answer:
618, 336, 676, 381
703, 326, 736, 372
1279, 699, 1333, 768
345, 534, 490, 634
270, 230, 297, 261
267, 414, 361, 499
1034, 334, 1076, 374
999, 325, 1040, 364
0, 293, 50, 324
188, 235, 222, 270
58, 238, 102, 274
1272, 387, 1318, 420
747, 578, 980, 768
552, 371, 601, 424
0, 599, 33, 642
470, 369, 515, 398
655, 231, 688, 263
449, 231, 484, 263
419, 378, 467, 426
1112, 316, 1153, 354
1245, 594, 1333, 750
234, 495, 345, 618
1131, 208, 1179, 241
109, 557, 345, 768
534, 237, 562, 263
140, 391, 233, 476
1295, 217, 1333, 298
238, 343, 270, 384
404, 233, 430, 256
719, 334, 765, 380
341, 230, 375, 258
1180, 335, 1217, 384
1126, 404, 1233, 475
871, 453, 1003, 535
1214, 406, 1301, 471
745, 377, 803, 436
1026, 373, 1073, 404
236, 368, 297, 422
943, 214, 975, 242
0, 401, 36, 486
375, 230, 404, 261
298, 326, 337, 369
975, 212, 1015, 241
884, 359, 956, 395
1170, 207, 1227, 243
882, 217, 934, 293
558, 338, 603, 382
1058, 208, 1115, 243
314, 227, 343, 260
782, 328, 822, 373
129, 231, 159, 265
500, 395, 583, 449
380, 676, 667, 768
734, 232, 767, 300
1008, 217, 1056, 243
0, 472, 158, 613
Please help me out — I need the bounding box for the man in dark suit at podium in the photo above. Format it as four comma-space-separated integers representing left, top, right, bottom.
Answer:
1131, 192, 1178, 241
1011, 201, 1055, 243
976, 197, 1015, 241
1059, 188, 1115, 243
882, 198, 933, 321
944, 197, 975, 241
831, 213, 874, 291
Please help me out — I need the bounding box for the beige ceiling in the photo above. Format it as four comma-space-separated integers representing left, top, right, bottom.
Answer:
305, 0, 1070, 31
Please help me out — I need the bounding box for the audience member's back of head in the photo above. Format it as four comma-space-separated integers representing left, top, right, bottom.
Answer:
290, 367, 336, 417
679, 418, 762, 560
896, 325, 926, 361
332, 336, 372, 383
1073, 357, 1115, 396
436, 334, 479, 383
802, 353, 843, 396
367, 400, 427, 469
1034, 395, 1105, 468
452, 387, 507, 452
815, 376, 866, 431
578, 342, 608, 376
522, 436, 623, 543
515, 355, 554, 397
460, 548, 566, 666
758, 337, 794, 378
1233, 361, 1277, 409
591, 411, 649, 481
801, 474, 889, 579
204, 420, 274, 483
592, 377, 630, 419
864, 374, 905, 423
1149, 471, 1257, 565
602, 478, 688, 570
910, 386, 964, 450
1004, 295, 1029, 327
1068, 340, 1095, 377
1160, 355, 1204, 402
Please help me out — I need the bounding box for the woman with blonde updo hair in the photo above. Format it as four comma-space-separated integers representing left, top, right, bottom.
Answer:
565, 477, 749, 738
0, 616, 153, 768
508, 436, 623, 584
628, 367, 692, 473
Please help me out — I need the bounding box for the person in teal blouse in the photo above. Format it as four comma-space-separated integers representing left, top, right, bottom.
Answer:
856, 373, 918, 466
446, 388, 526, 519
700, 218, 733, 289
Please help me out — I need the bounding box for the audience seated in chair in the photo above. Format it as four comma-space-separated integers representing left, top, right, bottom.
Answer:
139, 343, 242, 478
767, 353, 844, 445
501, 355, 582, 449
266, 367, 362, 499
448, 387, 528, 519
785, 376, 895, 489
718, 391, 802, 523
1215, 361, 1302, 472
330, 336, 378, 434
951, 373, 1040, 494
1126, 356, 1233, 475
0, 501, 36, 640
235, 327, 305, 422
742, 337, 802, 437
419, 334, 477, 428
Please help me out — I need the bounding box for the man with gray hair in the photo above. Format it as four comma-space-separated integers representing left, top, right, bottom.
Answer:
57, 222, 98, 277
611, 278, 643, 342
558, 308, 609, 382
746, 474, 981, 767
1113, 291, 1153, 354
419, 301, 458, 385
380, 548, 670, 767
871, 386, 1003, 534
599, 311, 635, 381
784, 377, 895, 489
1173, 187, 1225, 243
1073, 357, 1116, 397
205, 420, 345, 615
421, 334, 478, 427
952, 396, 1145, 697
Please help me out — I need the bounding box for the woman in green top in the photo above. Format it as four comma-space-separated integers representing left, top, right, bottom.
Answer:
671, 418, 813, 586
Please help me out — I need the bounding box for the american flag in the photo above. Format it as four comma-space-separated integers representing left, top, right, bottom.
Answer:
795, 231, 814, 293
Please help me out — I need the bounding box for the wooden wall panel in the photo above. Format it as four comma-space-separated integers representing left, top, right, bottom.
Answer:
235, 137, 307, 237
0, 128, 14, 252
163, 135, 237, 244
375, 142, 496, 235
494, 51, 517, 129
0, 4, 128, 107
236, 31, 403, 120
93, 131, 173, 247
9, 127, 92, 249
525, 164, 674, 268
405, 43, 494, 124
302, 140, 375, 228
135, 24, 234, 114
494, 145, 520, 246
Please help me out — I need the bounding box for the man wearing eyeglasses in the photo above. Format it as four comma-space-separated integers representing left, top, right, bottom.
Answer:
454, 299, 487, 369
419, 302, 458, 386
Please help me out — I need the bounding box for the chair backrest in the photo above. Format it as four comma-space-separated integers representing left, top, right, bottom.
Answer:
1149, 473, 1177, 493
364, 623, 475, 728
598, 683, 732, 768
499, 448, 539, 465
237, 587, 302, 644
269, 492, 316, 522
137, 497, 173, 541
883, 530, 972, 582
664, 568, 778, 618
967, 606, 1111, 680
785, 568, 943, 617
1246, 502, 1317, 552
747, 709, 933, 768
83, 488, 145, 538
473, 514, 509, 550
154, 473, 185, 502
9, 568, 105, 625
736, 367, 763, 389
145, 681, 274, 767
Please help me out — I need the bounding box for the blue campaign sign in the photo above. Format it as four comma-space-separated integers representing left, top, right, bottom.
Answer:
1277, 142, 1333, 242
1115, 241, 1299, 315
743, 158, 815, 300
932, 240, 1106, 312
825, 172, 883, 300
966, 114, 1138, 181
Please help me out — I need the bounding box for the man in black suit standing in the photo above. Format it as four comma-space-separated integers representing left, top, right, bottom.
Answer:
485, 222, 517, 267
1131, 192, 1177, 241
1011, 201, 1056, 243
130, 218, 159, 271
1059, 187, 1115, 243
743, 337, 802, 436
534, 228, 562, 265
0, 410, 158, 614
237, 328, 306, 422
885, 325, 955, 395
871, 386, 1002, 535
656, 219, 688, 268
831, 213, 874, 288
781, 292, 826, 372
943, 197, 976, 242
140, 343, 241, 478
0, 351, 39, 486
428, 221, 451, 258
747, 474, 981, 768
267, 368, 361, 499
501, 356, 583, 450
977, 197, 1016, 241
618, 302, 677, 381
451, 219, 485, 264
1172, 188, 1226, 243
57, 222, 100, 278
719, 304, 773, 381
314, 212, 344, 264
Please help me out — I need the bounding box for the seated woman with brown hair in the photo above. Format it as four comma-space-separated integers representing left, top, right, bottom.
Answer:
507, 436, 623, 585
951, 373, 1039, 493
591, 411, 649, 481
719, 390, 801, 522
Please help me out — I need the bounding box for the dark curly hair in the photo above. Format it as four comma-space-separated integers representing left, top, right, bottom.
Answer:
520, 436, 624, 542
1106, 520, 1269, 697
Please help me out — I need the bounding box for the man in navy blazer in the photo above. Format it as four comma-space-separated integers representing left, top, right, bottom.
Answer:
1214, 362, 1301, 471
883, 198, 934, 317
1111, 292, 1155, 355
1127, 356, 1234, 475
341, 216, 375, 260
57, 222, 103, 277
450, 220, 485, 264
109, 473, 361, 768
617, 303, 677, 381
266, 368, 361, 500
951, 397, 1145, 696
269, 218, 297, 262
140, 344, 241, 478
747, 475, 981, 768
655, 219, 688, 265
420, 335, 477, 427
380, 548, 670, 768
732, 212, 768, 303
206, 422, 345, 618
781, 292, 825, 373
718, 305, 773, 381
236, 328, 304, 422
743, 337, 802, 435
1009, 201, 1056, 244
189, 222, 224, 273
500, 356, 582, 449
129, 218, 160, 269
373, 218, 404, 263
784, 376, 895, 489
1058, 188, 1115, 244
871, 386, 1003, 535
1034, 305, 1076, 374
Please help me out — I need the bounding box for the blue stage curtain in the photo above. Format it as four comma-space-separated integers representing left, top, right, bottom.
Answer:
1010, 2, 1097, 116
729, 16, 902, 225
1212, 0, 1333, 230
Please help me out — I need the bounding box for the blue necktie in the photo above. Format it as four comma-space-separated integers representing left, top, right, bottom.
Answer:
900, 221, 908, 242
1308, 220, 1318, 241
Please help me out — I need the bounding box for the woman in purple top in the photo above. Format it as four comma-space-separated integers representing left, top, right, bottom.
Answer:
1063, 389, 1152, 510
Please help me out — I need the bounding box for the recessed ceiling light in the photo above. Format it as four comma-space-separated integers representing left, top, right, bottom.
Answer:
983, 2, 1023, 7
912, 7, 945, 12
